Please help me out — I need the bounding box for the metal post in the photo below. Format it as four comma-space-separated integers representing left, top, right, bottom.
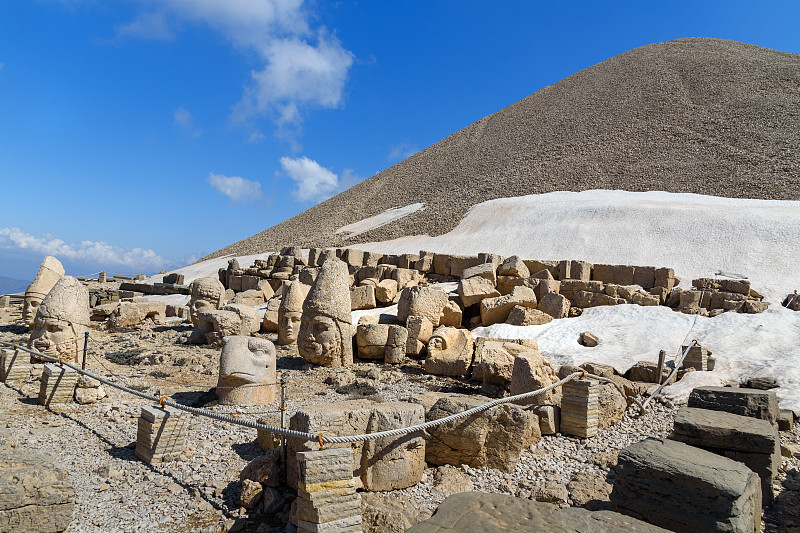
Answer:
280, 374, 288, 468
656, 350, 666, 385
82, 331, 89, 370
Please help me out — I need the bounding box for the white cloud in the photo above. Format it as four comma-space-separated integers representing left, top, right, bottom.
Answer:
120, 1, 353, 133
173, 106, 203, 137
207, 172, 264, 202
280, 156, 340, 203
388, 143, 419, 162
0, 227, 166, 270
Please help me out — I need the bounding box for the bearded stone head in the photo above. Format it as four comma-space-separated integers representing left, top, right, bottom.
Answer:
28, 276, 89, 363
188, 277, 225, 326
22, 256, 65, 327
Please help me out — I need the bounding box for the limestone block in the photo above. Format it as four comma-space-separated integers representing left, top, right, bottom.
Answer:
505, 305, 553, 326
406, 316, 433, 357
611, 437, 762, 533
0, 447, 76, 533
415, 251, 435, 273
343, 249, 365, 267
632, 266, 656, 289
688, 386, 778, 424
476, 341, 537, 389
721, 279, 751, 295
231, 289, 266, 307
439, 300, 463, 328
1, 348, 32, 383
432, 254, 452, 276
743, 301, 769, 314
392, 268, 420, 290
579, 332, 599, 347
672, 407, 779, 456
363, 251, 383, 267
38, 364, 78, 406
560, 379, 599, 438
458, 276, 500, 307
532, 405, 560, 435
424, 327, 474, 378
681, 344, 709, 371
533, 279, 560, 303
135, 406, 188, 464
597, 382, 627, 429
397, 286, 449, 326
626, 361, 674, 384
356, 324, 390, 359
460, 263, 497, 285
398, 254, 420, 269
425, 396, 532, 472
385, 325, 407, 364
221, 303, 260, 334
496, 275, 537, 296
350, 285, 377, 311
509, 351, 561, 406
362, 402, 425, 491
557, 260, 592, 281
260, 297, 281, 332
448, 255, 480, 278
497, 256, 529, 278
375, 279, 398, 303
593, 264, 635, 286
480, 286, 537, 326
523, 260, 558, 278
538, 292, 570, 319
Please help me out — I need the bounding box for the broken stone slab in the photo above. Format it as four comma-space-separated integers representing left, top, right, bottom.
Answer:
509, 351, 561, 406
406, 492, 669, 533
350, 285, 377, 311
505, 305, 553, 326
460, 263, 497, 285
610, 437, 761, 533
497, 256, 530, 278
397, 286, 449, 327
687, 386, 778, 424
457, 276, 500, 307
538, 292, 570, 319
480, 286, 537, 326
406, 316, 433, 357
475, 339, 537, 389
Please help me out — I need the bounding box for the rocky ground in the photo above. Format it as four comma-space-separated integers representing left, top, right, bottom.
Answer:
2, 303, 799, 532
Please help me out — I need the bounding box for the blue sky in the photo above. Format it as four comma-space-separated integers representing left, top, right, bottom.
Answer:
1, 1, 798, 281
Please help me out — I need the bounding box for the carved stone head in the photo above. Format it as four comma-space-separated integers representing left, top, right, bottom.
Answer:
28, 276, 89, 363
298, 258, 353, 367
217, 336, 276, 406
278, 281, 305, 345
23, 256, 65, 327
188, 277, 225, 326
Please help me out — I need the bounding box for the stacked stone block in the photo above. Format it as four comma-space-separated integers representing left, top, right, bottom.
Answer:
135, 405, 188, 464
0, 347, 32, 383
38, 363, 78, 406
560, 379, 599, 438
681, 344, 709, 371
293, 447, 362, 533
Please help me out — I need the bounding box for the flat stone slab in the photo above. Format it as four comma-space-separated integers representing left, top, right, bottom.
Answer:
673, 406, 779, 454
688, 386, 778, 423
610, 437, 761, 533
406, 491, 668, 532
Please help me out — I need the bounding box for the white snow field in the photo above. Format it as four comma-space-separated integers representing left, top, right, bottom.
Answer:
157, 190, 800, 409
335, 203, 425, 239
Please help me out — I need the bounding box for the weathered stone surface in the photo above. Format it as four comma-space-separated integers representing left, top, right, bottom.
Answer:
532, 405, 560, 435
597, 383, 627, 429
425, 396, 532, 473
406, 315, 434, 356
496, 275, 538, 296
260, 296, 282, 332
0, 447, 76, 533
28, 276, 90, 364
398, 286, 449, 327
107, 301, 167, 329
568, 472, 612, 508
579, 332, 599, 347
475, 340, 536, 389
425, 327, 475, 378
580, 362, 615, 378
439, 300, 463, 328
384, 325, 407, 364
480, 286, 537, 326
778, 409, 794, 431
688, 386, 778, 424
135, 406, 188, 464
356, 324, 390, 359
610, 437, 761, 533
38, 364, 78, 406
23, 256, 65, 327
673, 406, 779, 454
375, 279, 398, 303
278, 281, 305, 345
217, 336, 276, 406
188, 277, 225, 326
298, 258, 354, 367
240, 448, 281, 487
538, 292, 570, 319
431, 466, 474, 495
625, 361, 674, 384
505, 305, 553, 326
351, 285, 377, 310
457, 276, 500, 307
460, 263, 497, 285
497, 256, 530, 278
406, 492, 669, 533
361, 403, 425, 491
561, 379, 599, 438
593, 264, 635, 286
509, 351, 562, 406
448, 256, 480, 278
240, 479, 263, 509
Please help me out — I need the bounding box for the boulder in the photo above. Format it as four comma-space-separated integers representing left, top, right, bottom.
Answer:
475, 339, 538, 389
597, 383, 627, 429
375, 279, 398, 304
505, 305, 553, 326
458, 276, 500, 307
579, 332, 599, 347
611, 437, 761, 533
538, 292, 570, 319
687, 386, 778, 424
625, 361, 674, 384
439, 300, 463, 328
351, 285, 377, 310
361, 403, 426, 491
406, 316, 433, 357
480, 286, 538, 326
397, 286, 449, 327
497, 256, 530, 278
460, 263, 497, 285
509, 352, 562, 406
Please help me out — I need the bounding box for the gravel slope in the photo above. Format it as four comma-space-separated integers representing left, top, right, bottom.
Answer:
205, 37, 800, 260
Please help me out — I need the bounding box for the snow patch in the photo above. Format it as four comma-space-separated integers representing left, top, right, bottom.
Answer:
335, 203, 425, 239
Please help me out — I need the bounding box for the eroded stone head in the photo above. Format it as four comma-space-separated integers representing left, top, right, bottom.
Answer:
217, 336, 276, 405
298, 258, 353, 367
278, 281, 305, 345
188, 277, 225, 326
22, 256, 65, 327
28, 276, 89, 363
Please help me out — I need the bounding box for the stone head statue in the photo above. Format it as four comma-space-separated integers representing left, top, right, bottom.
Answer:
278, 281, 305, 345
298, 258, 353, 367
28, 276, 89, 363
424, 326, 475, 378
23, 256, 65, 327
217, 336, 276, 405
188, 277, 225, 326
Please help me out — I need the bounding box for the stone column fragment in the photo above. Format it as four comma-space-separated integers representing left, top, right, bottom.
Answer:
0, 347, 32, 383
135, 405, 188, 464
560, 379, 599, 438
38, 363, 78, 406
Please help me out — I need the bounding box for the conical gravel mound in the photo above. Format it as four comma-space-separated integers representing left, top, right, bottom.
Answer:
206, 37, 800, 260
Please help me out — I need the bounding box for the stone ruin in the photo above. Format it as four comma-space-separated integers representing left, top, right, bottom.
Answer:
216, 336, 276, 406
27, 276, 90, 364
188, 277, 226, 326
22, 255, 65, 327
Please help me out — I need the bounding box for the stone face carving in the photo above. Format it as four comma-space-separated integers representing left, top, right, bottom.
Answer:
28, 276, 90, 363
188, 277, 226, 326
217, 336, 277, 405
23, 256, 65, 327
278, 281, 304, 345
298, 258, 353, 367
425, 326, 475, 378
